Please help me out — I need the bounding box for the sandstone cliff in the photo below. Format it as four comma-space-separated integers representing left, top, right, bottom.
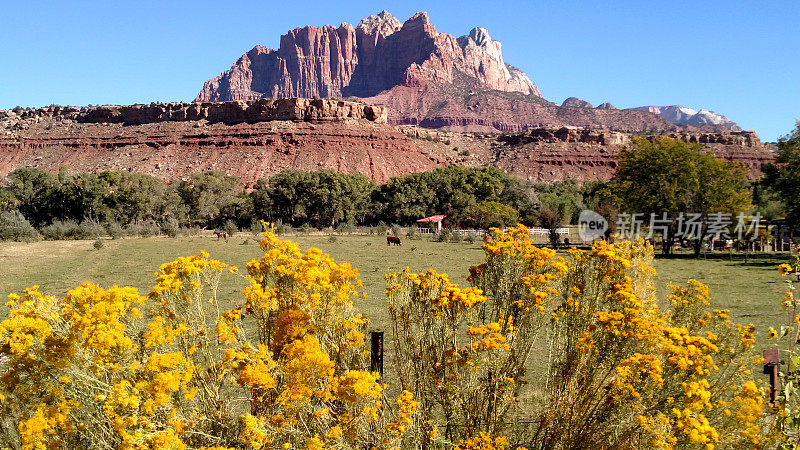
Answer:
11, 98, 388, 126
196, 11, 540, 102
0, 101, 438, 185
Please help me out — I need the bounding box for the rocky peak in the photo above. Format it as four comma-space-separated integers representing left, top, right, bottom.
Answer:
356, 10, 402, 37
464, 27, 491, 47
596, 102, 617, 110
407, 11, 432, 26
561, 97, 594, 108
458, 27, 504, 64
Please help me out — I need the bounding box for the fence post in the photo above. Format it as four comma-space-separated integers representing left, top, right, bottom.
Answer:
370, 331, 384, 378
763, 348, 780, 405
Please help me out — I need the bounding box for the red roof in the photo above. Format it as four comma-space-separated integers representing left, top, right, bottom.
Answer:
417, 215, 447, 223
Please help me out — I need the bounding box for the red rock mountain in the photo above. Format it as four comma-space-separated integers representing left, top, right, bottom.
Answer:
197, 11, 540, 102
197, 11, 745, 133
0, 14, 760, 185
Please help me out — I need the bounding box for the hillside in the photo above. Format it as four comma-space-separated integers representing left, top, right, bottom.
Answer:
0, 101, 772, 185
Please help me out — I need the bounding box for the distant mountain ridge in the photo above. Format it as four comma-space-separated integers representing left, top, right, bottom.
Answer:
198, 11, 742, 133
630, 105, 741, 131
555, 97, 741, 130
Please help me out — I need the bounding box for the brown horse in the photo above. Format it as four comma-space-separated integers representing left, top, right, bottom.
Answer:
387, 236, 402, 246
214, 231, 228, 241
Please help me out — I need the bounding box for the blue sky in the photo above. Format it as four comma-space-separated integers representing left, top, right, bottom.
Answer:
1, 0, 797, 141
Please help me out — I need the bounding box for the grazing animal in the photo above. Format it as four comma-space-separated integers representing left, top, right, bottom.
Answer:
387, 236, 402, 246
214, 231, 228, 241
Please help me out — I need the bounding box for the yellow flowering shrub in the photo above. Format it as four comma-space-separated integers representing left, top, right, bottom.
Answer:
454, 432, 510, 450
526, 232, 764, 449
387, 225, 568, 444
389, 225, 766, 448
0, 226, 391, 449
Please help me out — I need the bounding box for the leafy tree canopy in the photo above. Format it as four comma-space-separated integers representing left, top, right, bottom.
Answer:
608, 137, 751, 256
763, 122, 800, 227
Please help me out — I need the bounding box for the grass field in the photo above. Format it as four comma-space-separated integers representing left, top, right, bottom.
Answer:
0, 233, 789, 347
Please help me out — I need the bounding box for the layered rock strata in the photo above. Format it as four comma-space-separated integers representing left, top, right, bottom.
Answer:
0, 102, 436, 185
0, 102, 773, 186
197, 11, 743, 133
9, 98, 388, 126
400, 126, 775, 182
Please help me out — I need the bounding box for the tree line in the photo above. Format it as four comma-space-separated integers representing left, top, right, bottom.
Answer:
0, 166, 600, 241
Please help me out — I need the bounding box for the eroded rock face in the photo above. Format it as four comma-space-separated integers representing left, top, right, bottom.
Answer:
364, 83, 677, 133
16, 99, 388, 126
401, 126, 775, 182
196, 11, 746, 134
196, 11, 541, 102
0, 102, 772, 186
0, 102, 434, 185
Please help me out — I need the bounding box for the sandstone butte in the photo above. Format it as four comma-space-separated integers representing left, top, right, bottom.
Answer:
195, 10, 737, 134
0, 99, 776, 187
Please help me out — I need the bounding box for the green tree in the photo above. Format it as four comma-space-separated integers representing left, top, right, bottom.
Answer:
534, 180, 585, 226
0, 188, 17, 212
255, 170, 375, 227
99, 171, 185, 225
461, 201, 519, 229
374, 167, 529, 225
54, 170, 107, 222
5, 168, 60, 227
751, 181, 785, 222
497, 177, 539, 224
763, 122, 800, 227
178, 171, 245, 227
609, 137, 751, 256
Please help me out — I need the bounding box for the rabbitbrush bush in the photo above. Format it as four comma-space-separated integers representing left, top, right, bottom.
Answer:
0, 224, 773, 449
387, 226, 769, 449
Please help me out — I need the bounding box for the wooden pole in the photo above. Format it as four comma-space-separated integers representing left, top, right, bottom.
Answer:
370, 331, 384, 378
764, 348, 780, 405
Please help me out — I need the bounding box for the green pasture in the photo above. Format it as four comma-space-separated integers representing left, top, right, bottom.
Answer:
0, 233, 790, 346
